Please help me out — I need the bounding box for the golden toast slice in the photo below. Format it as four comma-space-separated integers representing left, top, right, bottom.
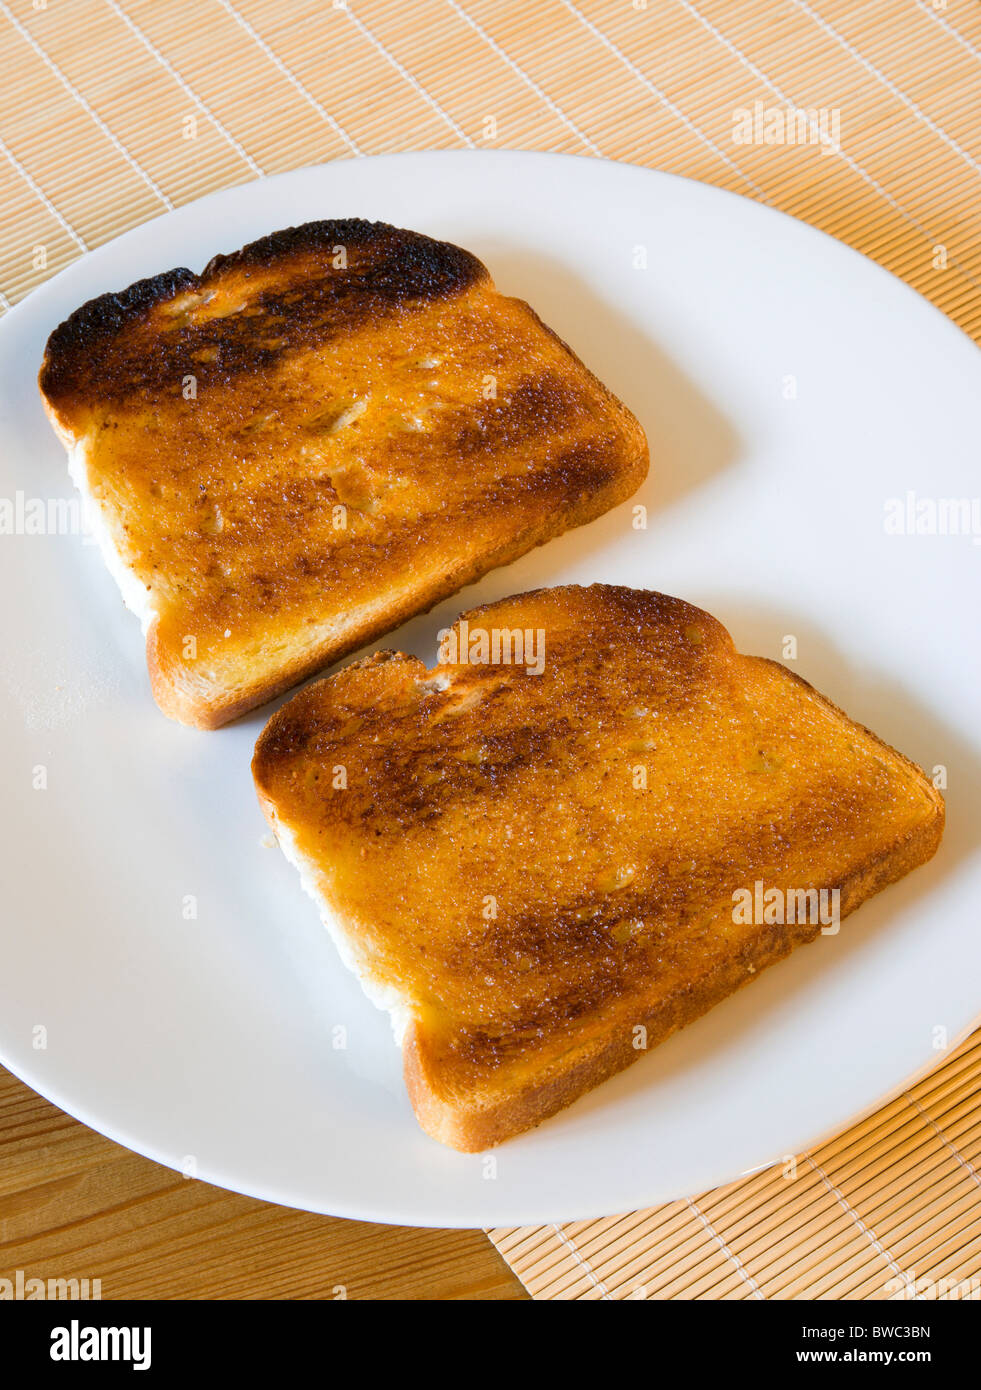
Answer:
38, 221, 647, 728
253, 584, 944, 1151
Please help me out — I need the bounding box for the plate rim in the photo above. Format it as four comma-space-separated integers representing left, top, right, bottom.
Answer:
0, 148, 977, 1227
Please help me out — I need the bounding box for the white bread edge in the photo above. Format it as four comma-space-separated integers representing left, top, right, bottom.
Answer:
68, 438, 155, 634
265, 807, 413, 1048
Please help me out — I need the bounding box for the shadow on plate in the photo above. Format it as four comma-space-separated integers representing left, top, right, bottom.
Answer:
485, 242, 741, 517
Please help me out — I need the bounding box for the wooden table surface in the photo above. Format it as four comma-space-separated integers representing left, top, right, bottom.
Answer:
0, 1067, 526, 1300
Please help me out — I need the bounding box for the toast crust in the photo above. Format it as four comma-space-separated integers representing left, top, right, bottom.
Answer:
39, 220, 648, 728
402, 809, 943, 1151
39, 221, 486, 414
253, 585, 945, 1150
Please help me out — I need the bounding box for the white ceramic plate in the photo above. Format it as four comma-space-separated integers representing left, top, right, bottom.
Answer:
1, 152, 978, 1228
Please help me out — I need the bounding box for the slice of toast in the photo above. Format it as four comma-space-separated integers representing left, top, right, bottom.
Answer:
252, 584, 944, 1151
38, 220, 647, 729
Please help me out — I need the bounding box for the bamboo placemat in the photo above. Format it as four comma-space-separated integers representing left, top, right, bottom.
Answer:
1, 0, 978, 1300
491, 1031, 981, 1300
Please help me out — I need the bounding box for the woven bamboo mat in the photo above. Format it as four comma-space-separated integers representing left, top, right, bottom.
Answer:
490, 1031, 981, 1300
1, 0, 978, 1299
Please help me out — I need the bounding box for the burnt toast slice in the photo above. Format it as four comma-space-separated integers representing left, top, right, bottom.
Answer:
252, 584, 944, 1151
39, 221, 647, 728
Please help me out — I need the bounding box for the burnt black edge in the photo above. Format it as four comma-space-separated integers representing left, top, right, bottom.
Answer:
39, 218, 487, 398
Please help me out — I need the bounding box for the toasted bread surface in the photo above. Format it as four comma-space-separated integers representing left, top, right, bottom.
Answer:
253, 584, 944, 1151
39, 220, 648, 728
